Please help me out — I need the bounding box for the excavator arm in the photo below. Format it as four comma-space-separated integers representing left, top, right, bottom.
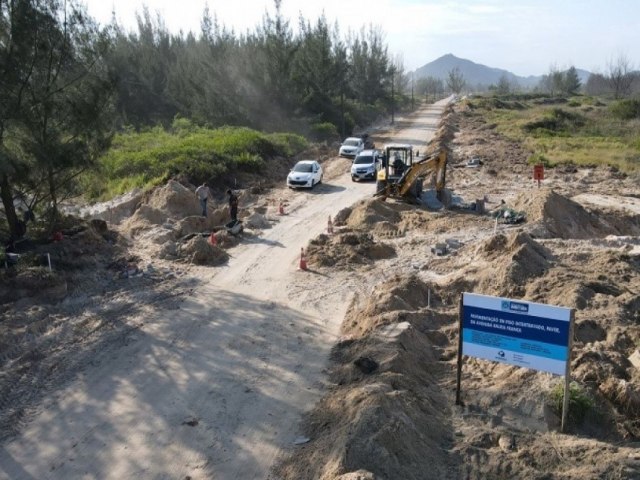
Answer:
398, 149, 447, 197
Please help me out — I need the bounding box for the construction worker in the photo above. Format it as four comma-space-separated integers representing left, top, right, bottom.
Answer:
195, 182, 211, 217
227, 189, 238, 222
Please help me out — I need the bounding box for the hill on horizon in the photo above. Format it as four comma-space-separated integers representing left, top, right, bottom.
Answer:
413, 54, 591, 90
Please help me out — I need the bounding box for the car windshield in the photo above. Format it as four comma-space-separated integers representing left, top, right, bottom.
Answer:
293, 163, 313, 173
343, 139, 359, 146
354, 156, 373, 165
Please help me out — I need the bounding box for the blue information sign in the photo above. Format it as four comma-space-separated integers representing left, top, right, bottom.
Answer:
462, 293, 573, 375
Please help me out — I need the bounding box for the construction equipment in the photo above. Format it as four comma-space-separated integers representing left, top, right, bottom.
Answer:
375, 144, 447, 202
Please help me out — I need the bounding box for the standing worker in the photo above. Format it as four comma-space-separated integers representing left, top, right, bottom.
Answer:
195, 182, 212, 217
227, 189, 239, 222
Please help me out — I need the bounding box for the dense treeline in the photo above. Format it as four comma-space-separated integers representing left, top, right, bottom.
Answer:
108, 2, 405, 135
1, 0, 407, 240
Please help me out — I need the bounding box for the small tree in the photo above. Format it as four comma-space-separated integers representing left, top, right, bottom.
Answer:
607, 54, 634, 99
496, 74, 511, 95
584, 72, 609, 96
417, 76, 443, 102
563, 66, 582, 95
446, 67, 466, 94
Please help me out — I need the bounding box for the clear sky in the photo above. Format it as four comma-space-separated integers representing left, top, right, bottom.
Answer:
82, 0, 640, 76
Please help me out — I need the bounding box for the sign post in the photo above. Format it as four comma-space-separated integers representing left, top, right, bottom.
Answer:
533, 164, 544, 188
457, 293, 574, 431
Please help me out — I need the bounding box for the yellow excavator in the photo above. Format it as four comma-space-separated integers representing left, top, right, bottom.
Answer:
374, 143, 447, 202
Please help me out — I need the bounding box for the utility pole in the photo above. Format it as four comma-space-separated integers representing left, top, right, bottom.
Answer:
391, 67, 395, 125
411, 73, 415, 110
340, 90, 345, 139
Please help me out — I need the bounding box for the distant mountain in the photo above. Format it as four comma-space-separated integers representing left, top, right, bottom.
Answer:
413, 54, 591, 90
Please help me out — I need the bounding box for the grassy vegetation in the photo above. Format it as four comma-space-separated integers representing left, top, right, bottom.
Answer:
82, 119, 308, 200
549, 381, 594, 426
465, 94, 640, 171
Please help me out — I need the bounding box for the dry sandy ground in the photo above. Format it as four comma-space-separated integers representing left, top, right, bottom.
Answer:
270, 105, 640, 480
0, 102, 450, 479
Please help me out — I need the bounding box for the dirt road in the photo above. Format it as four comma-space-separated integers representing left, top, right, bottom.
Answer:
0, 100, 448, 480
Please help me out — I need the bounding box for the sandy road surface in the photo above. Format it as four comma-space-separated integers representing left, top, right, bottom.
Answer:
0, 100, 448, 480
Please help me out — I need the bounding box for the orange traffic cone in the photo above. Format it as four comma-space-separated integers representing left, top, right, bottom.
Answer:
209, 232, 217, 246
279, 202, 285, 215
299, 247, 308, 271
327, 215, 334, 234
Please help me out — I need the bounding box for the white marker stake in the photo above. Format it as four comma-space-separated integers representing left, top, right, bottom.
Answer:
494, 217, 498, 234
47, 253, 52, 271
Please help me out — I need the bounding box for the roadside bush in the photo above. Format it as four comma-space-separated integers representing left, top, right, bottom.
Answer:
267, 133, 308, 157
309, 122, 339, 142
610, 99, 640, 120
549, 381, 594, 426
84, 126, 309, 200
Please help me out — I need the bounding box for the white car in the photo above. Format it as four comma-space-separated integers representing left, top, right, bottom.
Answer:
351, 150, 380, 181
287, 160, 323, 189
339, 137, 364, 158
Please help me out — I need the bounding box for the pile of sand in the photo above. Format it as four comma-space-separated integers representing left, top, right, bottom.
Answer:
120, 205, 166, 237
243, 212, 271, 229
332, 207, 352, 226
344, 199, 405, 230
175, 215, 220, 237
273, 322, 453, 480
177, 236, 229, 266
342, 275, 452, 339
147, 180, 200, 217
212, 230, 241, 249
511, 189, 628, 239
472, 232, 551, 297
306, 232, 395, 268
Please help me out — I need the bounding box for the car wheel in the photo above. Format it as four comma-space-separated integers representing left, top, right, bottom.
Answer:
318, 175, 323, 184
351, 176, 356, 182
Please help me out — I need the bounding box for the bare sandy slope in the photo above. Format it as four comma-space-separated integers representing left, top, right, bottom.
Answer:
0, 101, 448, 480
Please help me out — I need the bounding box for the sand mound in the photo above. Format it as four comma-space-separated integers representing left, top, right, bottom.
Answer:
332, 207, 352, 226
344, 275, 435, 337
147, 180, 200, 217
175, 215, 217, 237
121, 205, 166, 237
346, 199, 404, 229
474, 232, 551, 297
512, 189, 607, 239
273, 323, 452, 480
600, 376, 640, 416
214, 230, 241, 248
137, 225, 176, 246
306, 232, 395, 268
178, 236, 229, 266
372, 221, 403, 236
244, 212, 271, 229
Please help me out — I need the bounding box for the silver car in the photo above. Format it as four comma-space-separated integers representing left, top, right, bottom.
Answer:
351, 150, 380, 181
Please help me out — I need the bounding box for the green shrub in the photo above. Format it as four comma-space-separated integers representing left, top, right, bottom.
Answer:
266, 133, 308, 157
610, 99, 640, 120
171, 116, 197, 134
84, 125, 309, 199
528, 152, 550, 166
549, 381, 594, 426
522, 108, 585, 136
309, 122, 339, 142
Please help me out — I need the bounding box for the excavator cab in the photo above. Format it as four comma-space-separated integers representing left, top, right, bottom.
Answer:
377, 144, 417, 198
376, 144, 447, 202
